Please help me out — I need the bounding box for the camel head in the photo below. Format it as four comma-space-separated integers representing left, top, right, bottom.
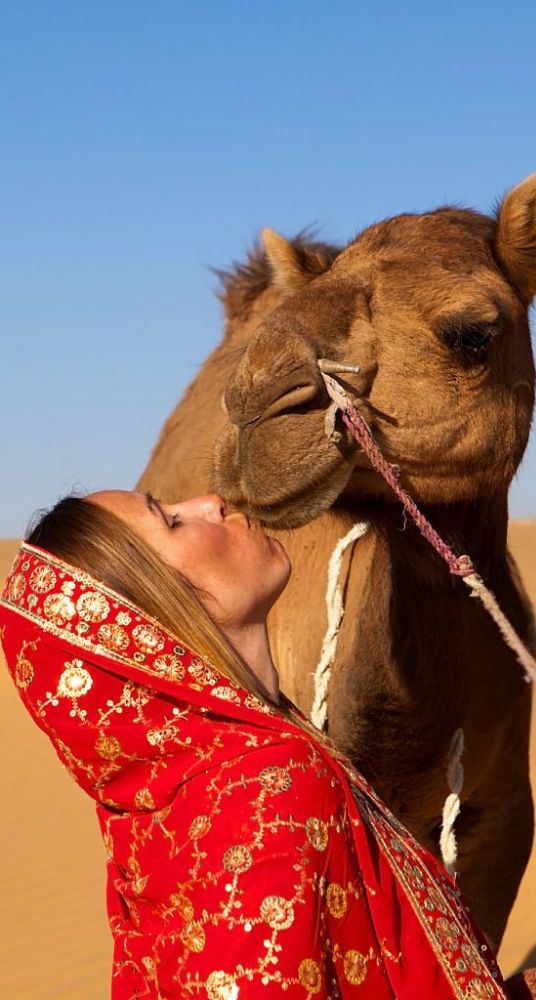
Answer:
212, 175, 536, 528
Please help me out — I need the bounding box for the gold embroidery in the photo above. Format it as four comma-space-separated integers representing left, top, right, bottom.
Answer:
343, 948, 369, 985
298, 957, 322, 993
132, 623, 165, 654
153, 653, 184, 681
211, 685, 241, 703
305, 816, 329, 851
29, 564, 56, 593
188, 815, 211, 839
326, 882, 347, 919
222, 844, 253, 873
188, 660, 219, 685
97, 622, 130, 652
205, 971, 239, 1000
76, 591, 110, 622
43, 592, 76, 625
95, 733, 122, 760
259, 765, 292, 794
260, 895, 294, 930
7, 572, 26, 601
57, 659, 93, 698
180, 920, 206, 953
134, 787, 156, 810
14, 637, 38, 689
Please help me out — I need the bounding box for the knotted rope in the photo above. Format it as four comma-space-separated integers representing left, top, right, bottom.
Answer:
439, 728, 465, 876
310, 521, 369, 730
318, 359, 536, 684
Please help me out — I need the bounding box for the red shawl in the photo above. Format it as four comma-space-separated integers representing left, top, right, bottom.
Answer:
0, 542, 508, 999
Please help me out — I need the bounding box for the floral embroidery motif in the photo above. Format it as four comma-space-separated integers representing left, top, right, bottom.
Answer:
97, 622, 130, 652
57, 658, 93, 698
76, 591, 110, 622
132, 623, 165, 654
260, 895, 294, 930
222, 844, 253, 873
326, 882, 347, 919
7, 573, 26, 601
29, 565, 56, 594
95, 733, 122, 760
205, 971, 239, 1000
298, 957, 322, 993
259, 765, 292, 794
180, 920, 206, 953
43, 592, 75, 625
305, 816, 329, 851
343, 949, 369, 985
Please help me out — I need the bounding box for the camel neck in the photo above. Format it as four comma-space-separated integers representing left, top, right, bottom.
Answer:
373, 493, 510, 588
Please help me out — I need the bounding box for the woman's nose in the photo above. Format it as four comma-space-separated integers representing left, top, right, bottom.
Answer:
165, 494, 227, 523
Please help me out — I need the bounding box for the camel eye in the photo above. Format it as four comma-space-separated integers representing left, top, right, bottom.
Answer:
440, 320, 498, 365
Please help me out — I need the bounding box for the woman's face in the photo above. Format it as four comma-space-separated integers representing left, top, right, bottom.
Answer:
87, 490, 292, 628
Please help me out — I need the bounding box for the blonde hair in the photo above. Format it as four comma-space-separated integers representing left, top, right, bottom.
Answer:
26, 495, 344, 755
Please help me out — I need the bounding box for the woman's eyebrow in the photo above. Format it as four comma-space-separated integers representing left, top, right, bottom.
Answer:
144, 491, 171, 527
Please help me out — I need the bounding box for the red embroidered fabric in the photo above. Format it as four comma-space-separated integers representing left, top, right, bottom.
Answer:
0, 543, 507, 999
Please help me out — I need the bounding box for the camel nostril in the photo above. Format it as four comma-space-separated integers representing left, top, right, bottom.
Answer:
259, 381, 320, 422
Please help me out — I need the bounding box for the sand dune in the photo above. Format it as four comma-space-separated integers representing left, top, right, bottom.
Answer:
1, 528, 535, 996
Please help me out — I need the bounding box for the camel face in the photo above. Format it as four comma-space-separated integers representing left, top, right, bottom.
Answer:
213, 184, 536, 529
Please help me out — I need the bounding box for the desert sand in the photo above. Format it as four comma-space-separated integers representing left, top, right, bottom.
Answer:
1, 527, 535, 997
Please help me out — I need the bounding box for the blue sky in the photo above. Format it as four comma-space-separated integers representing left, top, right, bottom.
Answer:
1, 0, 535, 536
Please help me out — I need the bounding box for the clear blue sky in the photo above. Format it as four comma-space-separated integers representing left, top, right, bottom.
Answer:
1, 0, 535, 537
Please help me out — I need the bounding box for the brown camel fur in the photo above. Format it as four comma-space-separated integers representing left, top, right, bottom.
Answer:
137, 174, 536, 950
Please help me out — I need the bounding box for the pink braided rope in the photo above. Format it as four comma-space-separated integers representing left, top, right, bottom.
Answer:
341, 404, 474, 577
319, 374, 536, 681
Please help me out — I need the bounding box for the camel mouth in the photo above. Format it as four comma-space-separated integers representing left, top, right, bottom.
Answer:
216, 449, 376, 530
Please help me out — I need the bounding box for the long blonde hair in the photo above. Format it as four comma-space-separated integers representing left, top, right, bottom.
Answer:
26, 494, 344, 754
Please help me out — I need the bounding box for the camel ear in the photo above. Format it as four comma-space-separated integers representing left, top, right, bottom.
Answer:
261, 227, 336, 293
495, 173, 536, 305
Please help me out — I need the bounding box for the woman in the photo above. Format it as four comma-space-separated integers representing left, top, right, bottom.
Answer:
0, 489, 531, 998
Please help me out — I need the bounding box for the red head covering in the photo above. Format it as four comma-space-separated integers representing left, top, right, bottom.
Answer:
0, 542, 507, 999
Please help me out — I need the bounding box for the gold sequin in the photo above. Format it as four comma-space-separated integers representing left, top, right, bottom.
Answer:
461, 942, 484, 975
169, 893, 194, 921
98, 622, 130, 652
188, 815, 211, 839
95, 733, 122, 760
205, 971, 239, 1000
132, 623, 165, 654
153, 653, 185, 681
180, 920, 206, 953
134, 787, 156, 810
435, 916, 460, 951
57, 659, 93, 698
259, 765, 292, 794
305, 816, 329, 851
260, 895, 295, 930
43, 592, 76, 625
326, 882, 347, 918
222, 844, 253, 873
76, 591, 111, 622
188, 659, 218, 685
343, 949, 368, 985
7, 573, 26, 601
298, 958, 322, 993
29, 565, 56, 594
211, 686, 240, 703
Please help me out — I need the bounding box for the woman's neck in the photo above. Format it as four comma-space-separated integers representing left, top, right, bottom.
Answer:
221, 620, 280, 704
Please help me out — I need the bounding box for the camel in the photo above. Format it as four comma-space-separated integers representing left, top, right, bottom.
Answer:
137, 173, 536, 950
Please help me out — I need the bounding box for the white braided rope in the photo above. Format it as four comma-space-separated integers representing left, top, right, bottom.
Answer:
310, 522, 369, 730
439, 727, 465, 876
